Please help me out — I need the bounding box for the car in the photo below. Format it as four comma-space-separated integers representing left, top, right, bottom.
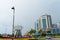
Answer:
45, 36, 52, 39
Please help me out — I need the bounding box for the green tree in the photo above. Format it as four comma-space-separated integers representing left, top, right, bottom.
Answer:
38, 29, 42, 33
38, 29, 43, 35
38, 29, 46, 36
28, 29, 36, 35
46, 31, 51, 33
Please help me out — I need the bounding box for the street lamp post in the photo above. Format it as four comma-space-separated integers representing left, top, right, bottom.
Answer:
11, 6, 15, 38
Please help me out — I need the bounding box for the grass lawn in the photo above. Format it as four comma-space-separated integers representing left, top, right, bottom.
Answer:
53, 36, 60, 38
0, 38, 46, 40
0, 38, 2, 40
39, 38, 46, 40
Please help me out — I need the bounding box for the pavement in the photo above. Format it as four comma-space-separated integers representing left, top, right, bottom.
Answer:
46, 38, 60, 40
52, 38, 60, 40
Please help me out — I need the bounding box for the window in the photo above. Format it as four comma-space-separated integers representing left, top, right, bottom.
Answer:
42, 19, 46, 30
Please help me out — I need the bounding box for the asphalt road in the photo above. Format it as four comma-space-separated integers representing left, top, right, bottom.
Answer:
46, 38, 52, 40
52, 38, 60, 40
46, 38, 60, 40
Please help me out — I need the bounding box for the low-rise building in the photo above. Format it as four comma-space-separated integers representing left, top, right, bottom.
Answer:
51, 28, 60, 34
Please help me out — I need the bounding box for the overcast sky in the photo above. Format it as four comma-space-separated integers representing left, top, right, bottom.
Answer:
0, 0, 60, 35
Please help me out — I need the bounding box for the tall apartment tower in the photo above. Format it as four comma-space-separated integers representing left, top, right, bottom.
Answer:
35, 20, 40, 31
40, 14, 52, 31
14, 25, 22, 37
56, 22, 60, 28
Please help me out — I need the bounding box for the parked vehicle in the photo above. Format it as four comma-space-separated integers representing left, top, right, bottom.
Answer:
45, 36, 52, 39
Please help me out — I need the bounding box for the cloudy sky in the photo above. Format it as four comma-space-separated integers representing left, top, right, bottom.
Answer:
0, 0, 60, 35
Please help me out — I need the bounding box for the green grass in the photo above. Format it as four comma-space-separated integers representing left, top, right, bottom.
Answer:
39, 38, 46, 40
0, 38, 46, 40
53, 36, 60, 38
0, 38, 2, 40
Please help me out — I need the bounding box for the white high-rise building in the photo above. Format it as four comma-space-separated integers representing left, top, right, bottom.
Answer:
52, 24, 57, 28
52, 22, 60, 28
14, 25, 22, 36
57, 22, 60, 28
35, 20, 40, 31
40, 14, 52, 31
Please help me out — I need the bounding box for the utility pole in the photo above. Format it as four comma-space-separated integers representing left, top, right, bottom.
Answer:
11, 6, 15, 40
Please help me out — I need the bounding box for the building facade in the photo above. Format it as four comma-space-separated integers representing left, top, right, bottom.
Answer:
40, 15, 52, 31
35, 20, 40, 31
14, 25, 22, 37
51, 22, 60, 34
51, 28, 60, 34
56, 22, 60, 28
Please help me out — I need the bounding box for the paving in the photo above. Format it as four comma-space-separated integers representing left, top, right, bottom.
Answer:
46, 38, 60, 40
52, 38, 60, 40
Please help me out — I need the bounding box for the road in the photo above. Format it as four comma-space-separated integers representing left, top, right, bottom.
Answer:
52, 38, 60, 40
46, 38, 60, 40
